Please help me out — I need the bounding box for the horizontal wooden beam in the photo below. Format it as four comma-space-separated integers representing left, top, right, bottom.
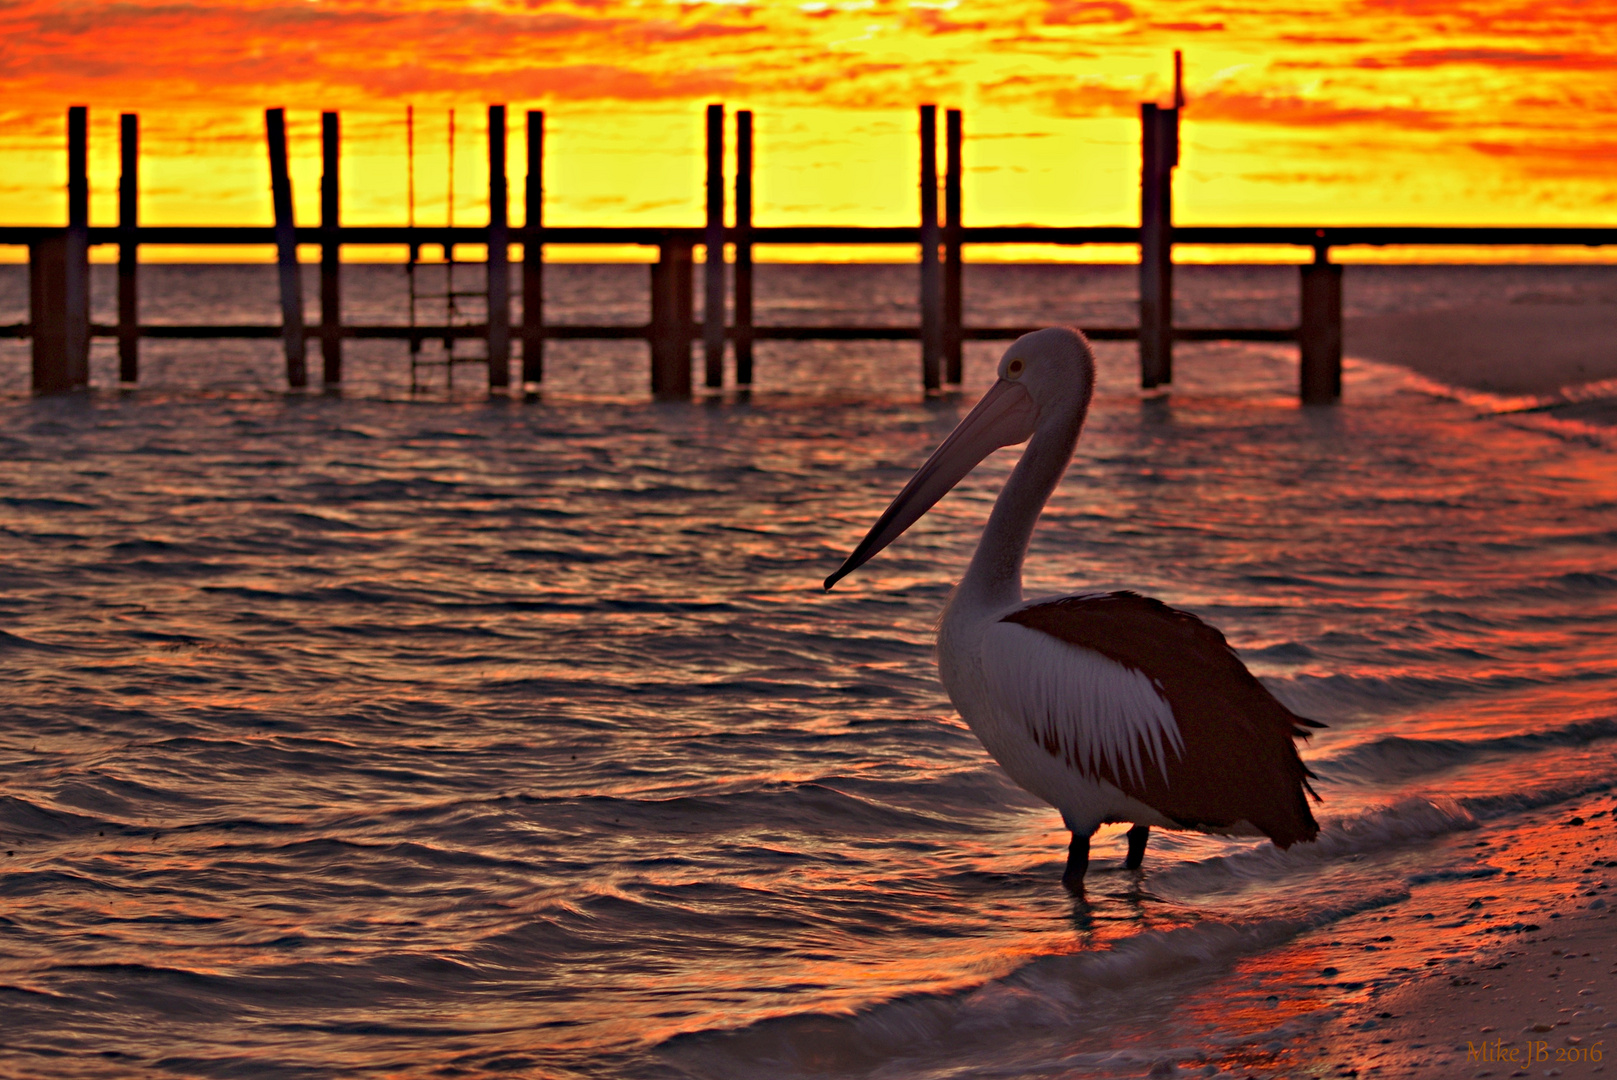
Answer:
1, 321, 1303, 344
4, 224, 1616, 248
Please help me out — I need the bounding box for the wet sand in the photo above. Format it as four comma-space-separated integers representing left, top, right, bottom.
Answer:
1325, 914, 1616, 1078
1307, 809, 1616, 1079
1346, 303, 1617, 398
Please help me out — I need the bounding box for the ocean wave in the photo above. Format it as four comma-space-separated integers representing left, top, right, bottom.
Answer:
0, 794, 108, 841
658, 892, 1401, 1080
0, 628, 68, 653
1155, 777, 1614, 898
522, 782, 992, 838
1497, 571, 1617, 601
1276, 669, 1556, 718
0, 496, 94, 511
1315, 715, 1617, 784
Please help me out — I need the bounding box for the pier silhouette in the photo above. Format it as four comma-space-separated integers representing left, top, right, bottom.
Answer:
6, 76, 1616, 402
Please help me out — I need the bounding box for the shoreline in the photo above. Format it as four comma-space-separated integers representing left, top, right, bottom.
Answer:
1346, 301, 1617, 400
1300, 805, 1616, 1080
1317, 910, 1615, 1078
1132, 788, 1617, 1080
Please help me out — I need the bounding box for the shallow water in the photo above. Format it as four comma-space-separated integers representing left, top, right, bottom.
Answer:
1, 265, 1616, 1078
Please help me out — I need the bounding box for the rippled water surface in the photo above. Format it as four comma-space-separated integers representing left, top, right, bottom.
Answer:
2, 264, 1616, 1078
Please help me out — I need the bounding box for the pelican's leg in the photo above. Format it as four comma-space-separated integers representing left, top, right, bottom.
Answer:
1124, 824, 1150, 870
1062, 831, 1091, 891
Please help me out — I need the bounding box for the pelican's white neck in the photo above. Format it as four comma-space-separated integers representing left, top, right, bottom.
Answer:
953, 399, 1086, 614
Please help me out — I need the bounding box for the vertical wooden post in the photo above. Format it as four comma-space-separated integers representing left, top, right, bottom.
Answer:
918, 104, 942, 393
320, 111, 342, 386
118, 113, 139, 384
943, 108, 963, 387
521, 109, 544, 388
35, 106, 91, 394
1138, 103, 1176, 389
486, 104, 511, 389
265, 108, 307, 388
649, 239, 694, 399
703, 103, 726, 390
733, 110, 754, 388
66, 105, 89, 389
1299, 242, 1343, 405
29, 238, 70, 393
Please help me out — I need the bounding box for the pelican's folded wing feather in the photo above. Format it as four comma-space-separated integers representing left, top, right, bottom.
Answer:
979, 618, 1183, 790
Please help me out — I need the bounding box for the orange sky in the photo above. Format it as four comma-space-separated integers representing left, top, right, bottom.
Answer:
1, 0, 1614, 261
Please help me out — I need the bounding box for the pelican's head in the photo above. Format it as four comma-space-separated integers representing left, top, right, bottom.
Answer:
995, 326, 1096, 419
824, 327, 1095, 590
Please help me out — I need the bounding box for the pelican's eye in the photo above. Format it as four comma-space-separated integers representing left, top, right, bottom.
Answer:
1005, 358, 1025, 379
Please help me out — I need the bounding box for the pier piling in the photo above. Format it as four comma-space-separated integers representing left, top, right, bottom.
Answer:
1139, 102, 1177, 390
522, 110, 544, 388
66, 105, 89, 388
321, 112, 342, 385
919, 105, 942, 393
733, 110, 755, 388
1299, 243, 1343, 404
265, 108, 307, 388
29, 237, 74, 393
487, 105, 511, 389
118, 113, 139, 383
32, 106, 90, 394
704, 104, 726, 389
650, 240, 694, 399
944, 108, 963, 387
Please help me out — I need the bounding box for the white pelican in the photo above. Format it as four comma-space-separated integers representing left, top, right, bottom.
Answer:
825, 327, 1321, 889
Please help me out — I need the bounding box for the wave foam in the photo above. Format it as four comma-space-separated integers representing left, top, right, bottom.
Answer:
660, 893, 1401, 1080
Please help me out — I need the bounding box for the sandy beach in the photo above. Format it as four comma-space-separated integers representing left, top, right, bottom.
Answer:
1305, 806, 1615, 1079
1346, 302, 1617, 399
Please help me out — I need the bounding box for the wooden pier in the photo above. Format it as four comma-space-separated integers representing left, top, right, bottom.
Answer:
5, 95, 1617, 403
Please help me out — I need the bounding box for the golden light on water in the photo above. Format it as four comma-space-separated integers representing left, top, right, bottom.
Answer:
0, 0, 1613, 259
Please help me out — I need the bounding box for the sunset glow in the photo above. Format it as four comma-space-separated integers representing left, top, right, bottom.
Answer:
1, 0, 1614, 256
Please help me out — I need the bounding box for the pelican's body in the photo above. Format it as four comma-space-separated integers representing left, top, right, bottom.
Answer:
826, 328, 1319, 887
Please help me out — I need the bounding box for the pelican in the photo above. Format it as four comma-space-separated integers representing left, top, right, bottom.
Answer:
825, 327, 1321, 889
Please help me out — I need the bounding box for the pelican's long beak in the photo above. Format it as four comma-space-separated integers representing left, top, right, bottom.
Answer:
824, 378, 1038, 590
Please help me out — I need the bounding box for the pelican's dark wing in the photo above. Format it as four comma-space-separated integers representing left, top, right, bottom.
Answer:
991, 591, 1320, 846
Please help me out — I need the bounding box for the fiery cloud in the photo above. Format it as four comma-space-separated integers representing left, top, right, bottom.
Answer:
0, 0, 1612, 239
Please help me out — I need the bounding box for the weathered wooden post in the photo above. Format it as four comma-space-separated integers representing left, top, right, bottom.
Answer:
29, 235, 67, 392
66, 106, 89, 386
33, 105, 91, 394
703, 103, 726, 390
1299, 241, 1343, 404
265, 108, 307, 388
487, 104, 511, 389
1138, 101, 1176, 390
733, 110, 755, 388
320, 111, 342, 385
649, 239, 694, 399
919, 104, 942, 392
943, 108, 963, 387
521, 109, 544, 388
118, 113, 139, 384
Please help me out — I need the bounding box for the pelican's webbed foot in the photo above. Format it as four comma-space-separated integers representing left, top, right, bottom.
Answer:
1124, 824, 1150, 870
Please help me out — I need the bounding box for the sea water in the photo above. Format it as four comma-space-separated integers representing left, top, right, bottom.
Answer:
0, 264, 1615, 1078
